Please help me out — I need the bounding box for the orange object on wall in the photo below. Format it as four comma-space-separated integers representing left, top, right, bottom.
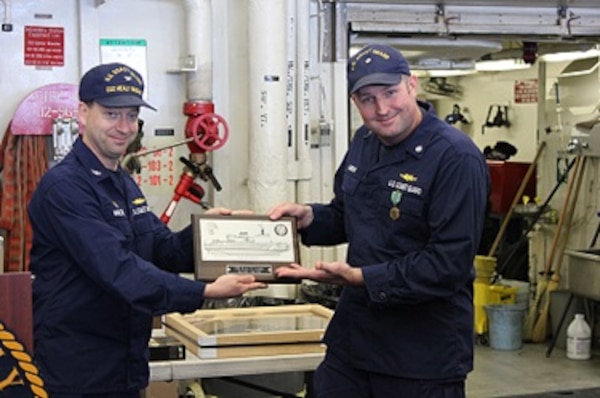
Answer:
487, 160, 536, 214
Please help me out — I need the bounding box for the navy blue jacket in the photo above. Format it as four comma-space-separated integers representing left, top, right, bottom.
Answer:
28, 138, 205, 394
302, 102, 490, 380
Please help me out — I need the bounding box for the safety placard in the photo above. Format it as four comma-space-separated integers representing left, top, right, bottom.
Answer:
514, 79, 538, 104
24, 26, 64, 67
100, 39, 149, 99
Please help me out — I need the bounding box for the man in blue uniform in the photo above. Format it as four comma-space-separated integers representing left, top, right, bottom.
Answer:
269, 44, 490, 397
28, 63, 266, 397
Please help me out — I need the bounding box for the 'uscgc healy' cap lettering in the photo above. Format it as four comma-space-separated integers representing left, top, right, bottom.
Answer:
78, 62, 156, 111
347, 44, 411, 95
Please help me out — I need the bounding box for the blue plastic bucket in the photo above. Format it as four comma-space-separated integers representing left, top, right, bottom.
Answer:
485, 304, 526, 350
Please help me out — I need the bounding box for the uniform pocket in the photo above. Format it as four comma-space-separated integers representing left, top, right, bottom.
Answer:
375, 188, 428, 248
342, 171, 360, 196
102, 203, 133, 239
132, 214, 155, 235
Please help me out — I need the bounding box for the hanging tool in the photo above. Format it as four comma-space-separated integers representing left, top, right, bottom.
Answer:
423, 77, 463, 98
481, 105, 511, 135
444, 104, 471, 125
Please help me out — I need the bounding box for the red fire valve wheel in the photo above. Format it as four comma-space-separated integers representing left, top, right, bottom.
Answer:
189, 113, 229, 151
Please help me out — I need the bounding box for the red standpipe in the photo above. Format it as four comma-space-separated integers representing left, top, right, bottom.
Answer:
160, 101, 229, 224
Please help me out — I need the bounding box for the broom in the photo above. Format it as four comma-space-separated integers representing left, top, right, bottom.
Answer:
530, 156, 586, 343
524, 154, 582, 341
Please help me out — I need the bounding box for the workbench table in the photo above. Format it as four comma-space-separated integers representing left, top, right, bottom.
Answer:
150, 351, 323, 381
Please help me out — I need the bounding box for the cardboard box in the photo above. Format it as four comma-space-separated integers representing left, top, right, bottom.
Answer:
142, 381, 178, 398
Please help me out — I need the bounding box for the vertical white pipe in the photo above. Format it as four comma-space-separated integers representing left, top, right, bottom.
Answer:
332, 60, 350, 263
248, 0, 288, 213
1, 0, 11, 25
184, 0, 213, 101
286, 0, 297, 203
296, 0, 312, 195
296, 0, 313, 267
248, 0, 290, 298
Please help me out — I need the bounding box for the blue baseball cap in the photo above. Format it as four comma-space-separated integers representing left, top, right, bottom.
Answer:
79, 63, 156, 111
347, 44, 411, 95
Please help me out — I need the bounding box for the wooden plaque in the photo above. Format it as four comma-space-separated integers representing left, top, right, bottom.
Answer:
192, 214, 301, 283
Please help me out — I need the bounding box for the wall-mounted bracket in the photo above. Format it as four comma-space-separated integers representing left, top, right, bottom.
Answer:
167, 55, 197, 74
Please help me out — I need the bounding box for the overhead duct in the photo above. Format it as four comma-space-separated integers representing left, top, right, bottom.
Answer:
480, 42, 596, 62
350, 35, 503, 69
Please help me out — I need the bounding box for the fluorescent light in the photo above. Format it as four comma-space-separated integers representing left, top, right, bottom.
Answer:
429, 69, 476, 77
412, 69, 477, 77
541, 48, 600, 62
475, 59, 531, 72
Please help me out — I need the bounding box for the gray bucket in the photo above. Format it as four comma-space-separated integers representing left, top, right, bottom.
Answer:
485, 304, 526, 351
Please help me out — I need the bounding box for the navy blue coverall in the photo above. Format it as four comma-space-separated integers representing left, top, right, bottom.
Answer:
302, 102, 490, 396
28, 139, 206, 395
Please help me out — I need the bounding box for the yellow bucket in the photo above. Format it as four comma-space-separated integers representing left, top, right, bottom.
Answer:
488, 284, 517, 305
474, 255, 496, 283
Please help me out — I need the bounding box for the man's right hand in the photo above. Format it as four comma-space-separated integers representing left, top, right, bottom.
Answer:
267, 202, 314, 229
204, 274, 267, 298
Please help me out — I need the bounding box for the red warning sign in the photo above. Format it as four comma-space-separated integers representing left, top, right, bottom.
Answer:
514, 79, 538, 104
24, 25, 64, 67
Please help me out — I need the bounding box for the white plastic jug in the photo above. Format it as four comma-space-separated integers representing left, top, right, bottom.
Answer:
566, 313, 591, 360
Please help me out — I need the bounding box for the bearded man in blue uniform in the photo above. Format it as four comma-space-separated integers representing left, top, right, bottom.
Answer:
269, 44, 490, 397
28, 63, 266, 397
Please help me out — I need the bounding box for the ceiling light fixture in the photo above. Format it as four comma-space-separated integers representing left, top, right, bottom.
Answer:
541, 48, 600, 63
475, 59, 531, 72
412, 69, 477, 78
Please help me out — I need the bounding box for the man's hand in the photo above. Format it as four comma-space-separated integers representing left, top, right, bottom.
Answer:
275, 261, 364, 286
267, 202, 314, 229
204, 274, 267, 298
